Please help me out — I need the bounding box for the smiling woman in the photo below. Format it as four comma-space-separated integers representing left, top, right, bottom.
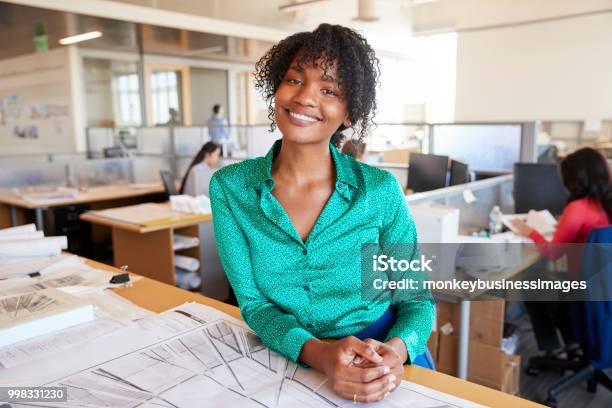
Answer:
209, 23, 434, 404
254, 23, 380, 147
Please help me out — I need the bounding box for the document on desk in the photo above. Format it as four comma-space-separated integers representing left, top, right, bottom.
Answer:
0, 255, 70, 280
0, 315, 126, 369
1, 303, 483, 408
0, 288, 94, 348
0, 264, 112, 298
0, 287, 152, 369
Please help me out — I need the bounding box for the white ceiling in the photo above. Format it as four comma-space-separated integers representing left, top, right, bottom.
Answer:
411, 0, 612, 34
107, 0, 612, 34
4, 0, 612, 45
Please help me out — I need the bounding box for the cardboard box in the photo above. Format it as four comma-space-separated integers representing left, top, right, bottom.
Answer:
435, 334, 520, 394
436, 332, 458, 375
435, 300, 504, 347
468, 341, 520, 394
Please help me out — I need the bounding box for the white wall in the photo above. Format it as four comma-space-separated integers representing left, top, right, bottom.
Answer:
455, 13, 612, 121
0, 47, 80, 154
190, 67, 228, 126
83, 58, 114, 126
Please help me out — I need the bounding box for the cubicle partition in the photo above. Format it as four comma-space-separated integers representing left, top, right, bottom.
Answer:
407, 174, 514, 232
85, 122, 537, 182
0, 157, 160, 190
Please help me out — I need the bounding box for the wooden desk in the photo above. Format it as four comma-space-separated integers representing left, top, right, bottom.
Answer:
86, 259, 542, 408
0, 183, 165, 230
81, 202, 212, 285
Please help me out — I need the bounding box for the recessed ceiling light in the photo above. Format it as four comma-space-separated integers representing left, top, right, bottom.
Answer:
278, 0, 330, 13
59, 31, 103, 45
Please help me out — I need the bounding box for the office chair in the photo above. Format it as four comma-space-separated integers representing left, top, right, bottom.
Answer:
527, 227, 612, 407
159, 170, 178, 198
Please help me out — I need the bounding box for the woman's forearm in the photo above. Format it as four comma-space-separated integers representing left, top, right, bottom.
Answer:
299, 338, 331, 373
385, 336, 408, 364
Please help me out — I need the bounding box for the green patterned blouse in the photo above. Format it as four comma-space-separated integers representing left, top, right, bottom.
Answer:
209, 140, 434, 363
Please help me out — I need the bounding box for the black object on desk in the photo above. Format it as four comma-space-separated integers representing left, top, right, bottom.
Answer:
109, 273, 130, 285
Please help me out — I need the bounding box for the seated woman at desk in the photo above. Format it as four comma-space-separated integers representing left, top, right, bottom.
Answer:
179, 141, 221, 196
209, 24, 434, 403
513, 147, 611, 358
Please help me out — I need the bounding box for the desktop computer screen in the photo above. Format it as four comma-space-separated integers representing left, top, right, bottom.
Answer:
407, 153, 449, 193
514, 163, 568, 215
449, 160, 469, 186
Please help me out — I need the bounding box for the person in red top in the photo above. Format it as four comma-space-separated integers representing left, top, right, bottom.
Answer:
513, 147, 611, 356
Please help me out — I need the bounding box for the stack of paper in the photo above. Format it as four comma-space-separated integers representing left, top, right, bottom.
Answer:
0, 225, 68, 275
0, 231, 44, 241
502, 209, 557, 236
170, 194, 211, 214
0, 224, 37, 236
0, 288, 94, 347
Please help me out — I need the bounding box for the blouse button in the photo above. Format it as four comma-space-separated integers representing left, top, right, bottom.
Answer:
302, 248, 308, 255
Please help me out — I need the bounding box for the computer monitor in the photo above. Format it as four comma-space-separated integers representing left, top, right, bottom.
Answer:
449, 160, 469, 186
513, 163, 568, 215
407, 153, 449, 192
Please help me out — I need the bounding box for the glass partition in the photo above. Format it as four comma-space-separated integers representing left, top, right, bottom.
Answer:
432, 124, 522, 172
174, 127, 207, 156
0, 162, 67, 189
131, 156, 172, 183
136, 127, 171, 155
69, 158, 133, 187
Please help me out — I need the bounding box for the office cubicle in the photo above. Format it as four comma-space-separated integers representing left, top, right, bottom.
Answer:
407, 174, 514, 232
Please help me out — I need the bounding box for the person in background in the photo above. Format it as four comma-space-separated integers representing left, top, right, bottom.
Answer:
179, 141, 221, 196
513, 147, 612, 358
341, 139, 367, 162
207, 104, 230, 155
166, 108, 181, 126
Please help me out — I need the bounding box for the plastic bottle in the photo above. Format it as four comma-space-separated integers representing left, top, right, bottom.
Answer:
488, 205, 503, 235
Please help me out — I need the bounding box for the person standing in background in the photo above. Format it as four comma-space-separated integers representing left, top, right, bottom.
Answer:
207, 104, 230, 156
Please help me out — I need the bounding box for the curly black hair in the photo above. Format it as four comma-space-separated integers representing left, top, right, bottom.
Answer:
254, 23, 380, 147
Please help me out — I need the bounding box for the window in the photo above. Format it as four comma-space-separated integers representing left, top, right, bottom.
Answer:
151, 71, 181, 125
113, 73, 142, 126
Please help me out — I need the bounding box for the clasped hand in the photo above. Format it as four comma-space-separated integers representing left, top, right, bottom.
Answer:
320, 336, 404, 403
